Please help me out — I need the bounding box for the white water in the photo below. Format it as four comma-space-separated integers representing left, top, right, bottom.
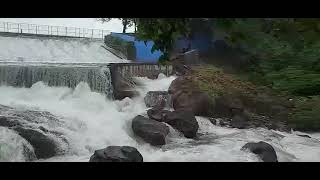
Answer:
0, 36, 128, 63
0, 74, 320, 162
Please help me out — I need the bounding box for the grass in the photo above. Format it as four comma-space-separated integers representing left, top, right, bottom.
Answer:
191, 65, 257, 97
190, 65, 320, 131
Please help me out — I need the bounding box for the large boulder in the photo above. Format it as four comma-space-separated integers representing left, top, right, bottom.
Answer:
164, 110, 199, 138
13, 127, 58, 159
0, 105, 68, 159
132, 115, 169, 146
144, 91, 172, 108
89, 146, 143, 162
241, 141, 278, 162
147, 107, 171, 122
168, 76, 214, 116
212, 95, 244, 118
170, 54, 192, 76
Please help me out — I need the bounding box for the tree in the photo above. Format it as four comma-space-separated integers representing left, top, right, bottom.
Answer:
97, 18, 136, 33
98, 18, 191, 63
134, 18, 191, 63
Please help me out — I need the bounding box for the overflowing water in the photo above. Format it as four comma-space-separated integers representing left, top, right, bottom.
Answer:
0, 36, 128, 63
0, 64, 113, 98
0, 74, 320, 162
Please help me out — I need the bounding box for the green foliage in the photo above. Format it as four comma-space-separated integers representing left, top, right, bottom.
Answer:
290, 96, 320, 131
213, 18, 320, 130
135, 18, 190, 62
213, 18, 320, 97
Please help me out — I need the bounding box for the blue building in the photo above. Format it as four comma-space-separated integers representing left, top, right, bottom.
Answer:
109, 32, 162, 63
108, 19, 216, 63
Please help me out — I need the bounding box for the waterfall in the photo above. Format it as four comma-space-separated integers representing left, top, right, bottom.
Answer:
0, 64, 113, 98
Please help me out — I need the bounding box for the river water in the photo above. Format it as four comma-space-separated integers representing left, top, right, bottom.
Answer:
0, 74, 320, 162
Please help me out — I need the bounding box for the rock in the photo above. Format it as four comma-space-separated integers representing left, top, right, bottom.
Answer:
0, 106, 66, 159
144, 91, 172, 108
173, 91, 213, 116
147, 107, 171, 122
230, 114, 250, 129
241, 141, 278, 162
164, 110, 199, 138
213, 96, 244, 118
219, 119, 231, 127
168, 76, 188, 95
171, 54, 191, 76
114, 90, 139, 100
168, 76, 214, 116
13, 126, 58, 159
209, 118, 217, 125
132, 115, 169, 146
297, 134, 311, 138
0, 116, 19, 127
89, 146, 143, 162
109, 69, 139, 100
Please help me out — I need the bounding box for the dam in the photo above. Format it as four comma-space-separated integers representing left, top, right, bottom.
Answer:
0, 21, 173, 99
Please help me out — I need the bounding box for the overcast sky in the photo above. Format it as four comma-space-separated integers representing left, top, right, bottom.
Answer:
0, 18, 134, 33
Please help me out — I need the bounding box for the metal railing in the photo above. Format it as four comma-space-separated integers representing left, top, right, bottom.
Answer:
0, 21, 110, 39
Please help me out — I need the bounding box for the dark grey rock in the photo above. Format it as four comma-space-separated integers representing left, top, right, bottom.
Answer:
89, 146, 143, 162
241, 141, 278, 162
144, 91, 172, 108
164, 110, 199, 138
132, 115, 169, 146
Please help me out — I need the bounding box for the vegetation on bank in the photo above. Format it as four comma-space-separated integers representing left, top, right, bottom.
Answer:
99, 18, 320, 131
191, 65, 320, 131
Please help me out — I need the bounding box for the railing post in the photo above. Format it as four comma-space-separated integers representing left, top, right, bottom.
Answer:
0, 21, 110, 39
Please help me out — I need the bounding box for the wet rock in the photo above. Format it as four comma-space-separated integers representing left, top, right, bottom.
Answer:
0, 116, 19, 127
13, 127, 58, 159
213, 96, 244, 118
114, 90, 140, 100
241, 141, 278, 162
0, 105, 68, 159
110, 69, 139, 100
297, 134, 311, 138
168, 76, 214, 116
132, 115, 169, 146
209, 118, 217, 125
144, 91, 172, 108
164, 110, 199, 138
89, 146, 143, 162
147, 107, 171, 122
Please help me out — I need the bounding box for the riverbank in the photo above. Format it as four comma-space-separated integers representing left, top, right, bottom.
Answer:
185, 64, 320, 132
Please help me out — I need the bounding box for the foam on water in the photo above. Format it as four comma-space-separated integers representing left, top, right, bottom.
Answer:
0, 74, 320, 162
0, 127, 36, 162
0, 36, 128, 63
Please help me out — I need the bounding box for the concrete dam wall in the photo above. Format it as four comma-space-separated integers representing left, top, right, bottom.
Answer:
0, 62, 173, 99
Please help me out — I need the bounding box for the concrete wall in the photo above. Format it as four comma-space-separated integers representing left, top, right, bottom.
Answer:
108, 63, 173, 100
109, 63, 173, 78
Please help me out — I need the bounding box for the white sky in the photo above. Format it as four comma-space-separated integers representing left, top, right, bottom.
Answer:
0, 18, 134, 33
